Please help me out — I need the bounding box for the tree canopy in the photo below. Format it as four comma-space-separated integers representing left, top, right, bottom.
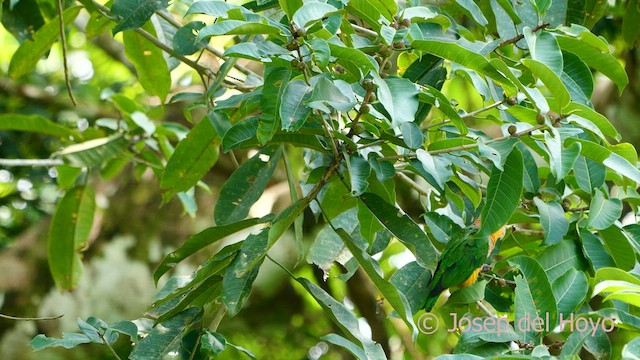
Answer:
2, 0, 640, 359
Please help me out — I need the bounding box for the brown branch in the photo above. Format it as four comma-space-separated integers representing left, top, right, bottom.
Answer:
0, 313, 63, 321
57, 0, 77, 106
499, 23, 550, 47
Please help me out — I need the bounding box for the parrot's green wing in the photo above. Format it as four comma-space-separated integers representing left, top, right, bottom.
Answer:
421, 227, 489, 311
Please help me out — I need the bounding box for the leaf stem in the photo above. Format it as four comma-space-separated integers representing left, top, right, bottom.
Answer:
98, 332, 122, 360
499, 23, 550, 47
0, 158, 64, 167
57, 0, 76, 106
396, 172, 429, 197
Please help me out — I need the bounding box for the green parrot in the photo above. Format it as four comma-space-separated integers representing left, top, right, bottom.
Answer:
420, 222, 506, 312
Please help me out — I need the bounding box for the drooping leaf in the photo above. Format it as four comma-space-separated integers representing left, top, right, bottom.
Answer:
111, 0, 168, 34
360, 192, 437, 270
598, 226, 636, 271
123, 24, 171, 101
0, 114, 77, 138
552, 268, 588, 319
579, 228, 616, 271
566, 139, 640, 183
161, 116, 220, 195
258, 67, 291, 144
30, 333, 92, 351
8, 6, 82, 79
54, 134, 128, 168
292, 2, 339, 29
480, 148, 523, 237
508, 256, 558, 342
154, 218, 264, 282
129, 307, 202, 360
215, 146, 282, 225
48, 186, 95, 290
533, 198, 568, 245
588, 190, 622, 230
280, 80, 312, 131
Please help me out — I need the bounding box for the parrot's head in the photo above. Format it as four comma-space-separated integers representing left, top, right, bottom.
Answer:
472, 218, 507, 253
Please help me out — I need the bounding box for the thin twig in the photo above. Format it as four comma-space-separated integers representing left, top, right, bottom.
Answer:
57, 0, 77, 106
476, 301, 497, 318
461, 100, 505, 119
381, 124, 546, 161
499, 23, 550, 47
396, 172, 429, 197
155, 10, 258, 79
480, 273, 517, 285
99, 332, 123, 360
0, 158, 64, 167
0, 313, 63, 321
351, 24, 378, 38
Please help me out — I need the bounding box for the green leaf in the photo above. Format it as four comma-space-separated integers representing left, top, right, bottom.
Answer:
557, 34, 628, 94
521, 59, 570, 110
524, 29, 563, 76
48, 186, 95, 290
8, 6, 82, 79
0, 114, 76, 138
279, 0, 302, 19
222, 117, 259, 152
389, 261, 431, 315
411, 40, 514, 94
579, 229, 616, 271
258, 67, 291, 144
562, 51, 593, 102
173, 21, 207, 56
360, 192, 437, 270
222, 229, 268, 315
161, 116, 220, 194
280, 80, 312, 131
418, 86, 466, 134
374, 75, 419, 127
564, 102, 619, 141
508, 256, 558, 342
295, 278, 387, 357
545, 131, 580, 181
292, 2, 339, 29
154, 218, 263, 282
588, 190, 622, 230
345, 0, 396, 31
560, 328, 590, 358
335, 228, 418, 339
573, 155, 605, 194
309, 38, 330, 67
401, 122, 423, 149
129, 307, 202, 360
348, 155, 370, 196
536, 239, 588, 282
415, 149, 452, 190
111, 0, 167, 34
30, 333, 92, 350
622, 336, 640, 359
268, 198, 310, 247
533, 198, 568, 245
553, 268, 588, 319
123, 24, 171, 101
566, 139, 640, 183
54, 134, 128, 168
456, 0, 488, 26
480, 148, 523, 237
321, 334, 368, 360
215, 147, 282, 225
308, 209, 359, 270
198, 20, 282, 38
598, 226, 636, 271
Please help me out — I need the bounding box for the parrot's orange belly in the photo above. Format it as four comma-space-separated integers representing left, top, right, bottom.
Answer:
459, 268, 481, 287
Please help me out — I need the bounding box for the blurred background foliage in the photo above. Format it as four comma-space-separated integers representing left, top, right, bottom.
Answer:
1, 0, 640, 359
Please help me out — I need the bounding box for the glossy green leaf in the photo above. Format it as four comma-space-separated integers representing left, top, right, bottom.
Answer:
533, 198, 568, 245
557, 34, 628, 94
536, 239, 588, 282
198, 20, 282, 38
566, 139, 640, 183
598, 226, 636, 271
552, 268, 588, 319
335, 228, 417, 338
564, 102, 619, 141
588, 190, 622, 230
456, 0, 488, 26
30, 333, 92, 350
129, 307, 202, 360
622, 336, 640, 359
123, 25, 171, 101
412, 40, 514, 93
401, 122, 423, 149
418, 86, 466, 134
345, 0, 396, 31
321, 334, 368, 360
292, 2, 339, 29
374, 75, 419, 127
389, 261, 431, 315
329, 44, 377, 81
508, 256, 558, 342
172, 21, 207, 56
215, 147, 282, 225
573, 155, 605, 194
258, 67, 291, 144
415, 149, 452, 190
280, 80, 312, 131
524, 29, 563, 75
154, 218, 263, 282
521, 59, 570, 109
480, 148, 523, 237
222, 229, 268, 315
579, 229, 616, 271
111, 0, 167, 34
48, 186, 95, 290
360, 192, 437, 270
295, 278, 387, 358
8, 6, 82, 79
348, 155, 370, 196
54, 134, 128, 168
0, 114, 76, 138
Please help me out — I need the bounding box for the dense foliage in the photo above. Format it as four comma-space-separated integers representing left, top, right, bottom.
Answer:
2, 0, 640, 358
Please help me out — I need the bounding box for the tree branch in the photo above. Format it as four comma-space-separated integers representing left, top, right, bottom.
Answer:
0, 159, 64, 167
499, 23, 550, 47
